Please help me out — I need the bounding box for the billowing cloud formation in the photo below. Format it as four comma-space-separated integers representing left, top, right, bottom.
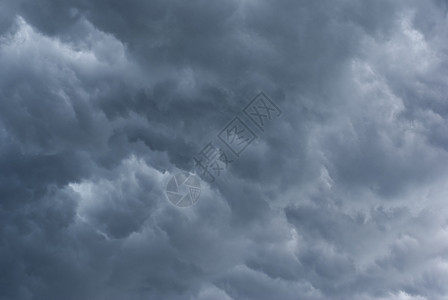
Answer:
1, 0, 448, 299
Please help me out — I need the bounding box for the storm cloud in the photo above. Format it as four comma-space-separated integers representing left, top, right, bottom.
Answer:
1, 0, 448, 299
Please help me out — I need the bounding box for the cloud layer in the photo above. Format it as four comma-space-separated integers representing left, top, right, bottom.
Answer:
1, 0, 448, 299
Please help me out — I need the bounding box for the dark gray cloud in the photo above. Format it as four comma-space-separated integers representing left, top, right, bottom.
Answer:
1, 0, 448, 299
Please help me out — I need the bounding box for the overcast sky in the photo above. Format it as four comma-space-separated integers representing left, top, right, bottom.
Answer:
1, 0, 448, 299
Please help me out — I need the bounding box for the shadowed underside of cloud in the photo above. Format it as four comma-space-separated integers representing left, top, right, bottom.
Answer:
1, 0, 448, 299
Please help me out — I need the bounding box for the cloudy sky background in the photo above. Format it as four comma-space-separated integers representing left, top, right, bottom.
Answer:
1, 0, 448, 299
